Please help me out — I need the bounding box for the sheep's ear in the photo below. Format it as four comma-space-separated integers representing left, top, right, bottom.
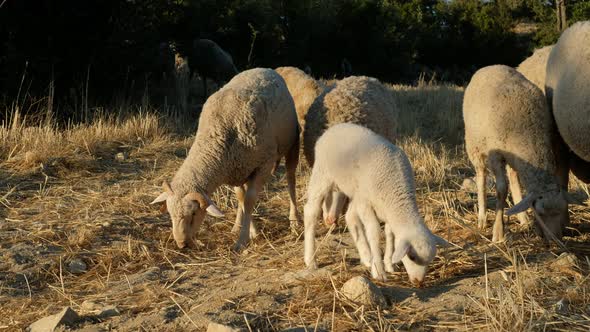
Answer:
151, 192, 169, 205
432, 234, 451, 247
565, 192, 586, 205
507, 193, 536, 215
392, 240, 411, 264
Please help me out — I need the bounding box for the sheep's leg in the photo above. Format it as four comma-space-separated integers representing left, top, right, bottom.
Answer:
384, 223, 395, 273
358, 204, 387, 281
322, 193, 332, 223
285, 138, 301, 228
232, 185, 245, 234
233, 162, 273, 251
476, 164, 488, 230
490, 158, 507, 242
304, 166, 333, 269
325, 191, 347, 225
507, 166, 529, 226
345, 200, 371, 268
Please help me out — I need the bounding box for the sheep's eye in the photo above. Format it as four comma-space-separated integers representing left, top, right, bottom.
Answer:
407, 251, 417, 262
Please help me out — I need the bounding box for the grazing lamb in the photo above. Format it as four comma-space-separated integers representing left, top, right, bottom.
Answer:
303, 76, 399, 225
516, 45, 553, 94
464, 65, 576, 242
151, 68, 300, 250
188, 39, 239, 98
545, 21, 590, 184
304, 123, 448, 283
275, 66, 326, 133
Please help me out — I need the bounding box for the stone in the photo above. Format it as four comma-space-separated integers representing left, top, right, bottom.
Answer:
340, 276, 387, 308
27, 307, 80, 332
97, 305, 120, 319
551, 253, 579, 270
206, 322, 245, 332
67, 259, 87, 274
115, 152, 128, 161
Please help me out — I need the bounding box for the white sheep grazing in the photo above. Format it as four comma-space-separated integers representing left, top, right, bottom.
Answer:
303, 76, 398, 225
304, 123, 448, 283
545, 21, 590, 184
151, 68, 300, 251
516, 45, 553, 94
464, 65, 576, 242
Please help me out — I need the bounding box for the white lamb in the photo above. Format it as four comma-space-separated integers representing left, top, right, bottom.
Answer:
151, 68, 300, 251
303, 123, 448, 283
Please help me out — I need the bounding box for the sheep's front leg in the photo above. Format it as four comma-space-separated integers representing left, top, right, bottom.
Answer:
507, 166, 529, 226
358, 204, 387, 281
233, 163, 273, 252
384, 223, 395, 273
490, 158, 507, 242
345, 200, 372, 268
476, 165, 488, 230
285, 139, 302, 228
232, 185, 245, 234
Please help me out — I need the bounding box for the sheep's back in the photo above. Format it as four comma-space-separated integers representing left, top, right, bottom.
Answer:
303, 76, 398, 166
463, 65, 553, 166
196, 68, 298, 186
546, 21, 590, 162
516, 45, 553, 94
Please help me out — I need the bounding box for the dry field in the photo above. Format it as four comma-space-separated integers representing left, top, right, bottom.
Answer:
1, 81, 589, 331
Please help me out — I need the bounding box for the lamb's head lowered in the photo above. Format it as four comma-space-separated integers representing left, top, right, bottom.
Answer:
151, 181, 224, 249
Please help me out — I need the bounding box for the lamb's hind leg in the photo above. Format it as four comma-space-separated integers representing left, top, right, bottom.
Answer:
233, 161, 274, 251
490, 156, 508, 242
285, 138, 302, 228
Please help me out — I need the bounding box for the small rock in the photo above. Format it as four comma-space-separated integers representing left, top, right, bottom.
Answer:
115, 152, 128, 161
207, 322, 245, 332
80, 300, 101, 313
97, 305, 120, 319
340, 276, 387, 308
551, 253, 579, 270
27, 307, 80, 332
68, 259, 87, 274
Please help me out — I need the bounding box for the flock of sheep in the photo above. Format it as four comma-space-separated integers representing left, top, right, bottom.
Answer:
151, 21, 590, 286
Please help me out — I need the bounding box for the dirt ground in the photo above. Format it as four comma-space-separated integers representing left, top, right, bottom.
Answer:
1, 84, 590, 331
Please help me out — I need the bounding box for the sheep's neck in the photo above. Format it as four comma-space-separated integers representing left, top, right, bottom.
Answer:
513, 162, 558, 194
171, 144, 223, 196
379, 194, 425, 230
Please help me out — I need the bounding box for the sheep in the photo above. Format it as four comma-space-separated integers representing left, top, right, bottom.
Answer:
545, 21, 590, 185
151, 68, 300, 251
274, 66, 326, 133
463, 65, 577, 242
303, 123, 448, 283
187, 39, 239, 98
303, 76, 398, 225
516, 45, 554, 94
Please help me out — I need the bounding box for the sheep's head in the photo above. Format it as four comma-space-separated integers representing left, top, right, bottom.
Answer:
151, 181, 224, 249
392, 230, 449, 287
507, 189, 581, 240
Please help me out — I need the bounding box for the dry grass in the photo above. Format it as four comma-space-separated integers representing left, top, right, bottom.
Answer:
0, 81, 589, 331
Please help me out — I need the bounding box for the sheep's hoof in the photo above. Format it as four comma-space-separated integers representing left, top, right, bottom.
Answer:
232, 242, 247, 252
384, 262, 395, 273
305, 260, 318, 270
